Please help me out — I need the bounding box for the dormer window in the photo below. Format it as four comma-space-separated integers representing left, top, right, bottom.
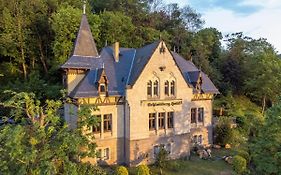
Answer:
98, 70, 108, 96
100, 84, 106, 93
196, 76, 203, 92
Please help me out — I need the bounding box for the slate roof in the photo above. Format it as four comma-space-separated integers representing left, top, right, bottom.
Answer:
61, 14, 219, 98
172, 52, 219, 94
61, 15, 99, 69
127, 41, 160, 85
73, 15, 98, 57
69, 47, 135, 98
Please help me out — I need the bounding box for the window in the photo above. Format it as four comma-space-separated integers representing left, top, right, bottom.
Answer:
92, 115, 101, 133
96, 149, 102, 159
193, 135, 198, 143
154, 145, 160, 155
149, 113, 156, 130
164, 81, 169, 96
167, 112, 174, 128
191, 108, 197, 123
165, 143, 172, 154
153, 80, 159, 96
198, 135, 203, 144
104, 148, 110, 160
100, 84, 106, 93
147, 81, 152, 96
170, 80, 175, 96
198, 108, 204, 122
158, 112, 165, 129
154, 144, 165, 156
103, 114, 112, 132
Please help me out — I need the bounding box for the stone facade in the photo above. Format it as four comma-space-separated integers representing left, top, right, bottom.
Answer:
62, 14, 218, 166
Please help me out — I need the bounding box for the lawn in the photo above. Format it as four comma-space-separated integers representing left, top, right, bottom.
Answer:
130, 148, 234, 175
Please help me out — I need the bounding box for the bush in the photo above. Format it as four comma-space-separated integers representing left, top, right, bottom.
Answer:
232, 155, 247, 174
136, 164, 150, 175
237, 150, 250, 163
77, 163, 107, 175
215, 116, 234, 146
167, 161, 181, 172
115, 166, 129, 175
155, 146, 169, 169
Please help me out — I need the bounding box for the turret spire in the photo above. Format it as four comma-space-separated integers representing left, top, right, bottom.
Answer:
72, 8, 99, 57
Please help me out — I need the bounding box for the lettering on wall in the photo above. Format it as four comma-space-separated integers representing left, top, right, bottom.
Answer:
142, 100, 183, 107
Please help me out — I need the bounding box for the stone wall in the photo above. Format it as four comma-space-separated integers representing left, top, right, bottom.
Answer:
127, 133, 191, 166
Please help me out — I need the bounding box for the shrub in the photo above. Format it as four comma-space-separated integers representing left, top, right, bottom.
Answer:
136, 164, 150, 175
115, 166, 128, 175
167, 161, 181, 172
237, 150, 250, 163
232, 155, 247, 174
155, 146, 169, 169
155, 146, 169, 175
77, 163, 107, 175
215, 116, 234, 146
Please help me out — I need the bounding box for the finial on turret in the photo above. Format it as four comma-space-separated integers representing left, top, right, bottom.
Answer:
83, 1, 86, 14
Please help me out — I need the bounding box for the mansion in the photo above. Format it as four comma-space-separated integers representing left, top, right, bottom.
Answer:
62, 13, 219, 166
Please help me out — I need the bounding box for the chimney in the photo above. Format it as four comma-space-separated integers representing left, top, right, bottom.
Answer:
113, 42, 119, 62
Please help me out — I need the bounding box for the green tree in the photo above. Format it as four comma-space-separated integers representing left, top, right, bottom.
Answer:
98, 11, 135, 48
191, 28, 222, 85
214, 116, 235, 146
0, 91, 99, 174
244, 49, 281, 114
251, 99, 281, 174
51, 5, 82, 66
0, 0, 42, 79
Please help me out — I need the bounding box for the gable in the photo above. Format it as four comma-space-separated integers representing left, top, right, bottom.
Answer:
131, 41, 190, 90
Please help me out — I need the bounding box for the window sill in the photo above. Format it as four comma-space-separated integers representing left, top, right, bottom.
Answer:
164, 96, 176, 99
191, 122, 204, 128
147, 96, 160, 100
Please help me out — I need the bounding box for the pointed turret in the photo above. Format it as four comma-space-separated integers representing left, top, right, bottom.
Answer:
72, 14, 99, 57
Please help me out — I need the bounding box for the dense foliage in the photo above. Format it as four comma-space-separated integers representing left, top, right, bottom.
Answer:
232, 155, 247, 174
1, 0, 281, 174
251, 99, 281, 174
115, 166, 129, 175
136, 164, 150, 175
0, 91, 100, 174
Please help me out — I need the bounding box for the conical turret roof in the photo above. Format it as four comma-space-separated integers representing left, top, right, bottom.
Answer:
72, 14, 98, 57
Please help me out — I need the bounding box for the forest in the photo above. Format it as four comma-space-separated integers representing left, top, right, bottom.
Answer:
0, 0, 281, 174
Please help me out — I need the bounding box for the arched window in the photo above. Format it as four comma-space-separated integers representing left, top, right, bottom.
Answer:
164, 81, 169, 96
153, 80, 159, 96
170, 80, 175, 96
147, 81, 152, 96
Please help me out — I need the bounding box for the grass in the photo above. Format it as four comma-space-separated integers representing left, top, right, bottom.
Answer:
129, 148, 234, 175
